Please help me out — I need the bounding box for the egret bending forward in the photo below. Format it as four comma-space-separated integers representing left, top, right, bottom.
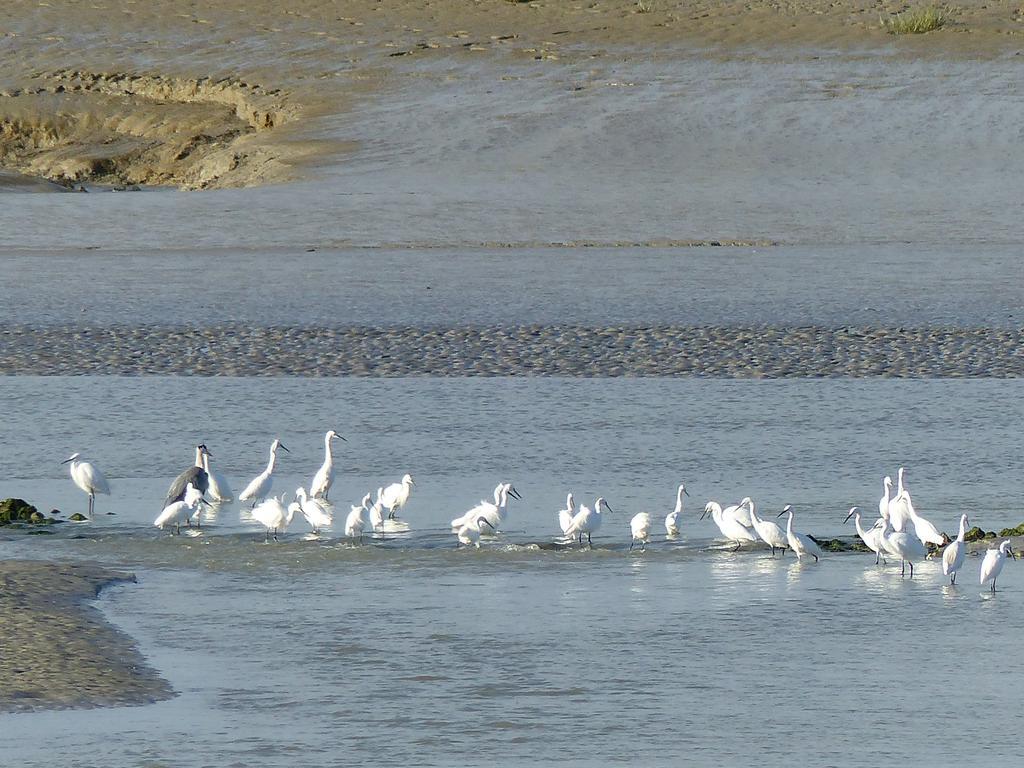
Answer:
630, 512, 652, 551
702, 502, 758, 551
62, 452, 110, 518
155, 483, 209, 534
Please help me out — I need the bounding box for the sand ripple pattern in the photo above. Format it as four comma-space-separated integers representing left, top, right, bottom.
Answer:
1, 325, 1022, 377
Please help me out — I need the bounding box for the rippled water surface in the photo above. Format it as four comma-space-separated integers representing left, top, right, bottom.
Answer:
2, 377, 1023, 766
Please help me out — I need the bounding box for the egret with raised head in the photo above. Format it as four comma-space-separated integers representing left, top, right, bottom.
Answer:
238, 439, 290, 508
61, 452, 110, 518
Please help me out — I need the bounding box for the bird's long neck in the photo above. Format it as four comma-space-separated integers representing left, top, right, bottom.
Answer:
786, 512, 794, 536
266, 448, 278, 474
202, 454, 212, 473
674, 488, 684, 515
493, 486, 503, 505
567, 494, 574, 512
194, 447, 203, 468
324, 434, 333, 462
853, 514, 868, 539
897, 470, 905, 496
748, 501, 757, 524
957, 517, 968, 542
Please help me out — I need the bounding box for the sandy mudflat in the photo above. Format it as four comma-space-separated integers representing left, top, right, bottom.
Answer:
0, 559, 173, 713
0, 0, 1022, 189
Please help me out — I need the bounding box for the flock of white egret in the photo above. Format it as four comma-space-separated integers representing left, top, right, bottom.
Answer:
60, 444, 1016, 592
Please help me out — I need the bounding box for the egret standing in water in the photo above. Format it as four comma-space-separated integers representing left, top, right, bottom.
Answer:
452, 483, 521, 531
163, 444, 211, 509
942, 514, 970, 585
238, 439, 290, 508
701, 501, 758, 551
344, 493, 371, 541
777, 505, 823, 563
456, 515, 496, 548
61, 452, 110, 518
843, 506, 886, 564
629, 512, 652, 551
564, 497, 613, 548
310, 430, 346, 500
748, 500, 788, 556
154, 483, 209, 534
295, 486, 332, 534
202, 451, 234, 503
665, 483, 689, 537
369, 487, 386, 535
880, 514, 928, 578
980, 540, 1015, 593
380, 474, 415, 520
557, 493, 576, 536
251, 493, 290, 542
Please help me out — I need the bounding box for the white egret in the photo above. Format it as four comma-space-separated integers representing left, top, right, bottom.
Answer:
564, 497, 613, 548
61, 452, 110, 518
776, 505, 823, 563
452, 483, 521, 531
630, 512, 652, 551
887, 469, 912, 533
369, 487, 386, 534
942, 514, 970, 585
665, 483, 689, 537
457, 515, 496, 548
701, 501, 758, 551
344, 495, 368, 541
310, 430, 346, 500
843, 506, 885, 565
749, 500, 788, 556
163, 444, 211, 509
238, 439, 290, 508
880, 515, 928, 578
904, 496, 945, 548
154, 483, 208, 534
295, 486, 332, 534
380, 474, 415, 520
202, 451, 234, 503
724, 496, 754, 528
980, 540, 1015, 592
557, 493, 576, 535
251, 493, 290, 541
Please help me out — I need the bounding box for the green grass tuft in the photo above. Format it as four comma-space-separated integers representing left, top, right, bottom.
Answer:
882, 6, 949, 35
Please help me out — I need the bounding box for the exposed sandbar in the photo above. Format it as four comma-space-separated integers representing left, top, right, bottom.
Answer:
0, 560, 173, 714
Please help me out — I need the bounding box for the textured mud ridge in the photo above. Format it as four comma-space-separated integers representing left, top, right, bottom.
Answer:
2, 325, 1022, 377
0, 70, 300, 189
0, 560, 173, 713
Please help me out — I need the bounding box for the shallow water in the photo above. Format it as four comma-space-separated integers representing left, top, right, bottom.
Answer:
1, 377, 1023, 766
2, 243, 1023, 330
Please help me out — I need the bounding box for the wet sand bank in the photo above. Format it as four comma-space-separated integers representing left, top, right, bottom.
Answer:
3, 325, 1022, 377
0, 560, 172, 714
2, 0, 1024, 189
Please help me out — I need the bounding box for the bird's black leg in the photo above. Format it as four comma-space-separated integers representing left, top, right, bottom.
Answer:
901, 559, 906, 577
587, 532, 593, 549
732, 541, 741, 552
629, 540, 635, 551
951, 572, 956, 585
909, 561, 915, 579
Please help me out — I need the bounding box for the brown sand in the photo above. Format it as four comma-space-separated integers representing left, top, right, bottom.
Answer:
0, 560, 173, 713
0, 0, 1021, 189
